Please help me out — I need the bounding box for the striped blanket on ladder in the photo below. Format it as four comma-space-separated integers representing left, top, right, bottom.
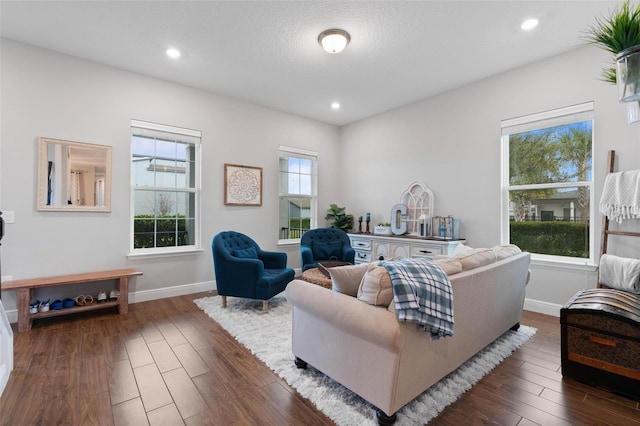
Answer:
381, 257, 454, 340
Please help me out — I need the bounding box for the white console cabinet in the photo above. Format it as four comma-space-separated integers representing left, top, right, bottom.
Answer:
348, 233, 465, 264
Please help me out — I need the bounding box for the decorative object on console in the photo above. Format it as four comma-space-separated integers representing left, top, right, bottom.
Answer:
584, 1, 640, 122
224, 163, 263, 206
325, 204, 354, 232
365, 212, 371, 234
418, 211, 429, 237
390, 203, 408, 235
431, 215, 461, 239
357, 215, 363, 233
400, 181, 434, 235
374, 223, 392, 235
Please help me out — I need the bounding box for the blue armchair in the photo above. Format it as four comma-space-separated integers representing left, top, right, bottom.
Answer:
212, 231, 295, 312
300, 228, 355, 272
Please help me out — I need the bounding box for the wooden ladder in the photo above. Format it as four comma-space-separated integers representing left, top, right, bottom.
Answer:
599, 149, 640, 288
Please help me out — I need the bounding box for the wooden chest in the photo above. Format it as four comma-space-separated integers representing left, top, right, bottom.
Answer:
560, 289, 640, 401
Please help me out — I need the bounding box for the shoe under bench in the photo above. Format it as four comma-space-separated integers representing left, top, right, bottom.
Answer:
3, 268, 143, 332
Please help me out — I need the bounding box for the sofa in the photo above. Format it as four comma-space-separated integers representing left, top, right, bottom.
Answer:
285, 247, 530, 424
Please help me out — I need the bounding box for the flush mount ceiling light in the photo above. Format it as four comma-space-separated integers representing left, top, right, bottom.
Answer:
166, 47, 181, 59
331, 102, 341, 110
521, 18, 539, 31
318, 29, 351, 54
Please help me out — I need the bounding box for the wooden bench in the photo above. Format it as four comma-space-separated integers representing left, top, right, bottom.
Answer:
3, 268, 142, 332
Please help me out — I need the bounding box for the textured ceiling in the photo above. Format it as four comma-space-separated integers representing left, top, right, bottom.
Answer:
0, 1, 621, 126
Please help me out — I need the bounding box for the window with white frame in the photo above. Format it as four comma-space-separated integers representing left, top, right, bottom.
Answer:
501, 102, 594, 264
278, 146, 317, 242
131, 120, 201, 254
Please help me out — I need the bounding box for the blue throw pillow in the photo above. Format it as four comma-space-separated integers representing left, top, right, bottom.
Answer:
313, 240, 343, 261
233, 247, 258, 259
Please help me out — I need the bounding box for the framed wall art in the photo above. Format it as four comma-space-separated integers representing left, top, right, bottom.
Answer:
224, 163, 263, 206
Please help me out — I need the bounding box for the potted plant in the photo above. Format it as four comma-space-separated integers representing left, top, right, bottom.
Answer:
374, 222, 392, 235
325, 204, 354, 231
584, 1, 640, 104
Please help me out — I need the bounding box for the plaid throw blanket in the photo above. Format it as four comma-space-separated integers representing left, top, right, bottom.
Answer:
381, 257, 454, 340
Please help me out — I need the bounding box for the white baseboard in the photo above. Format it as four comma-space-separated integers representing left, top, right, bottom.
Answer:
128, 280, 216, 304
3, 280, 217, 324
524, 297, 562, 317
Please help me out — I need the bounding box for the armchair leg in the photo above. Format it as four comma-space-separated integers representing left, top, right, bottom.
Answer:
263, 300, 268, 313
221, 295, 227, 308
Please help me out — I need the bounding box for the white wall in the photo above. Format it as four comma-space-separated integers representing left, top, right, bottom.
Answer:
340, 45, 640, 312
0, 39, 341, 312
3, 38, 640, 317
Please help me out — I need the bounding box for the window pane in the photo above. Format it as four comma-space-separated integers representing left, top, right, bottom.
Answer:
156, 218, 177, 247
509, 121, 592, 186
133, 217, 154, 249
155, 191, 177, 216
132, 135, 155, 157
288, 157, 300, 173
279, 196, 311, 239
278, 149, 316, 240
299, 174, 311, 195
299, 159, 312, 175
288, 173, 301, 194
509, 187, 589, 258
134, 190, 155, 216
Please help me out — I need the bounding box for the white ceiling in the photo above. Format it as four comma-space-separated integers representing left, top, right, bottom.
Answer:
0, 1, 620, 126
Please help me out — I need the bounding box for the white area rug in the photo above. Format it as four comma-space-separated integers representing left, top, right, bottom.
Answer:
194, 294, 536, 425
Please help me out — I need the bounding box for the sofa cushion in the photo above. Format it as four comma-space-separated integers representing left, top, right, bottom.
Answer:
492, 244, 522, 260
451, 243, 473, 257
357, 265, 393, 306
454, 248, 497, 271
434, 258, 463, 275
328, 263, 371, 297
313, 240, 343, 260
233, 247, 258, 259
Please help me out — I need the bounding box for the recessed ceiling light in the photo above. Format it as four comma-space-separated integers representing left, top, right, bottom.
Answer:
331, 102, 341, 110
166, 48, 181, 59
521, 19, 539, 31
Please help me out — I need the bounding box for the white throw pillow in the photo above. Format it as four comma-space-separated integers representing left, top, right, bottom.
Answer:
450, 243, 473, 257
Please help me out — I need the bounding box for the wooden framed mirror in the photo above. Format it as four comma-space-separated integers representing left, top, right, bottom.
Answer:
37, 137, 112, 212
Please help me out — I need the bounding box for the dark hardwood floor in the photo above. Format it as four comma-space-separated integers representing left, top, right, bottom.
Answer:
1, 293, 638, 425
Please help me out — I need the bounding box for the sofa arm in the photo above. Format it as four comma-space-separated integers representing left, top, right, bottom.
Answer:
258, 249, 287, 269
300, 246, 314, 270
285, 280, 403, 353
342, 246, 355, 263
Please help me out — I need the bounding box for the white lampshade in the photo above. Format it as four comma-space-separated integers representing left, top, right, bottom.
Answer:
318, 29, 350, 54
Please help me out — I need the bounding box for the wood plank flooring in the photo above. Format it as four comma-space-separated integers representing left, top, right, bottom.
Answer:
1, 294, 638, 425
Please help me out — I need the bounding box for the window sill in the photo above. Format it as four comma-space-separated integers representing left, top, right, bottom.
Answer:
127, 248, 204, 260
277, 239, 300, 247
530, 254, 598, 272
